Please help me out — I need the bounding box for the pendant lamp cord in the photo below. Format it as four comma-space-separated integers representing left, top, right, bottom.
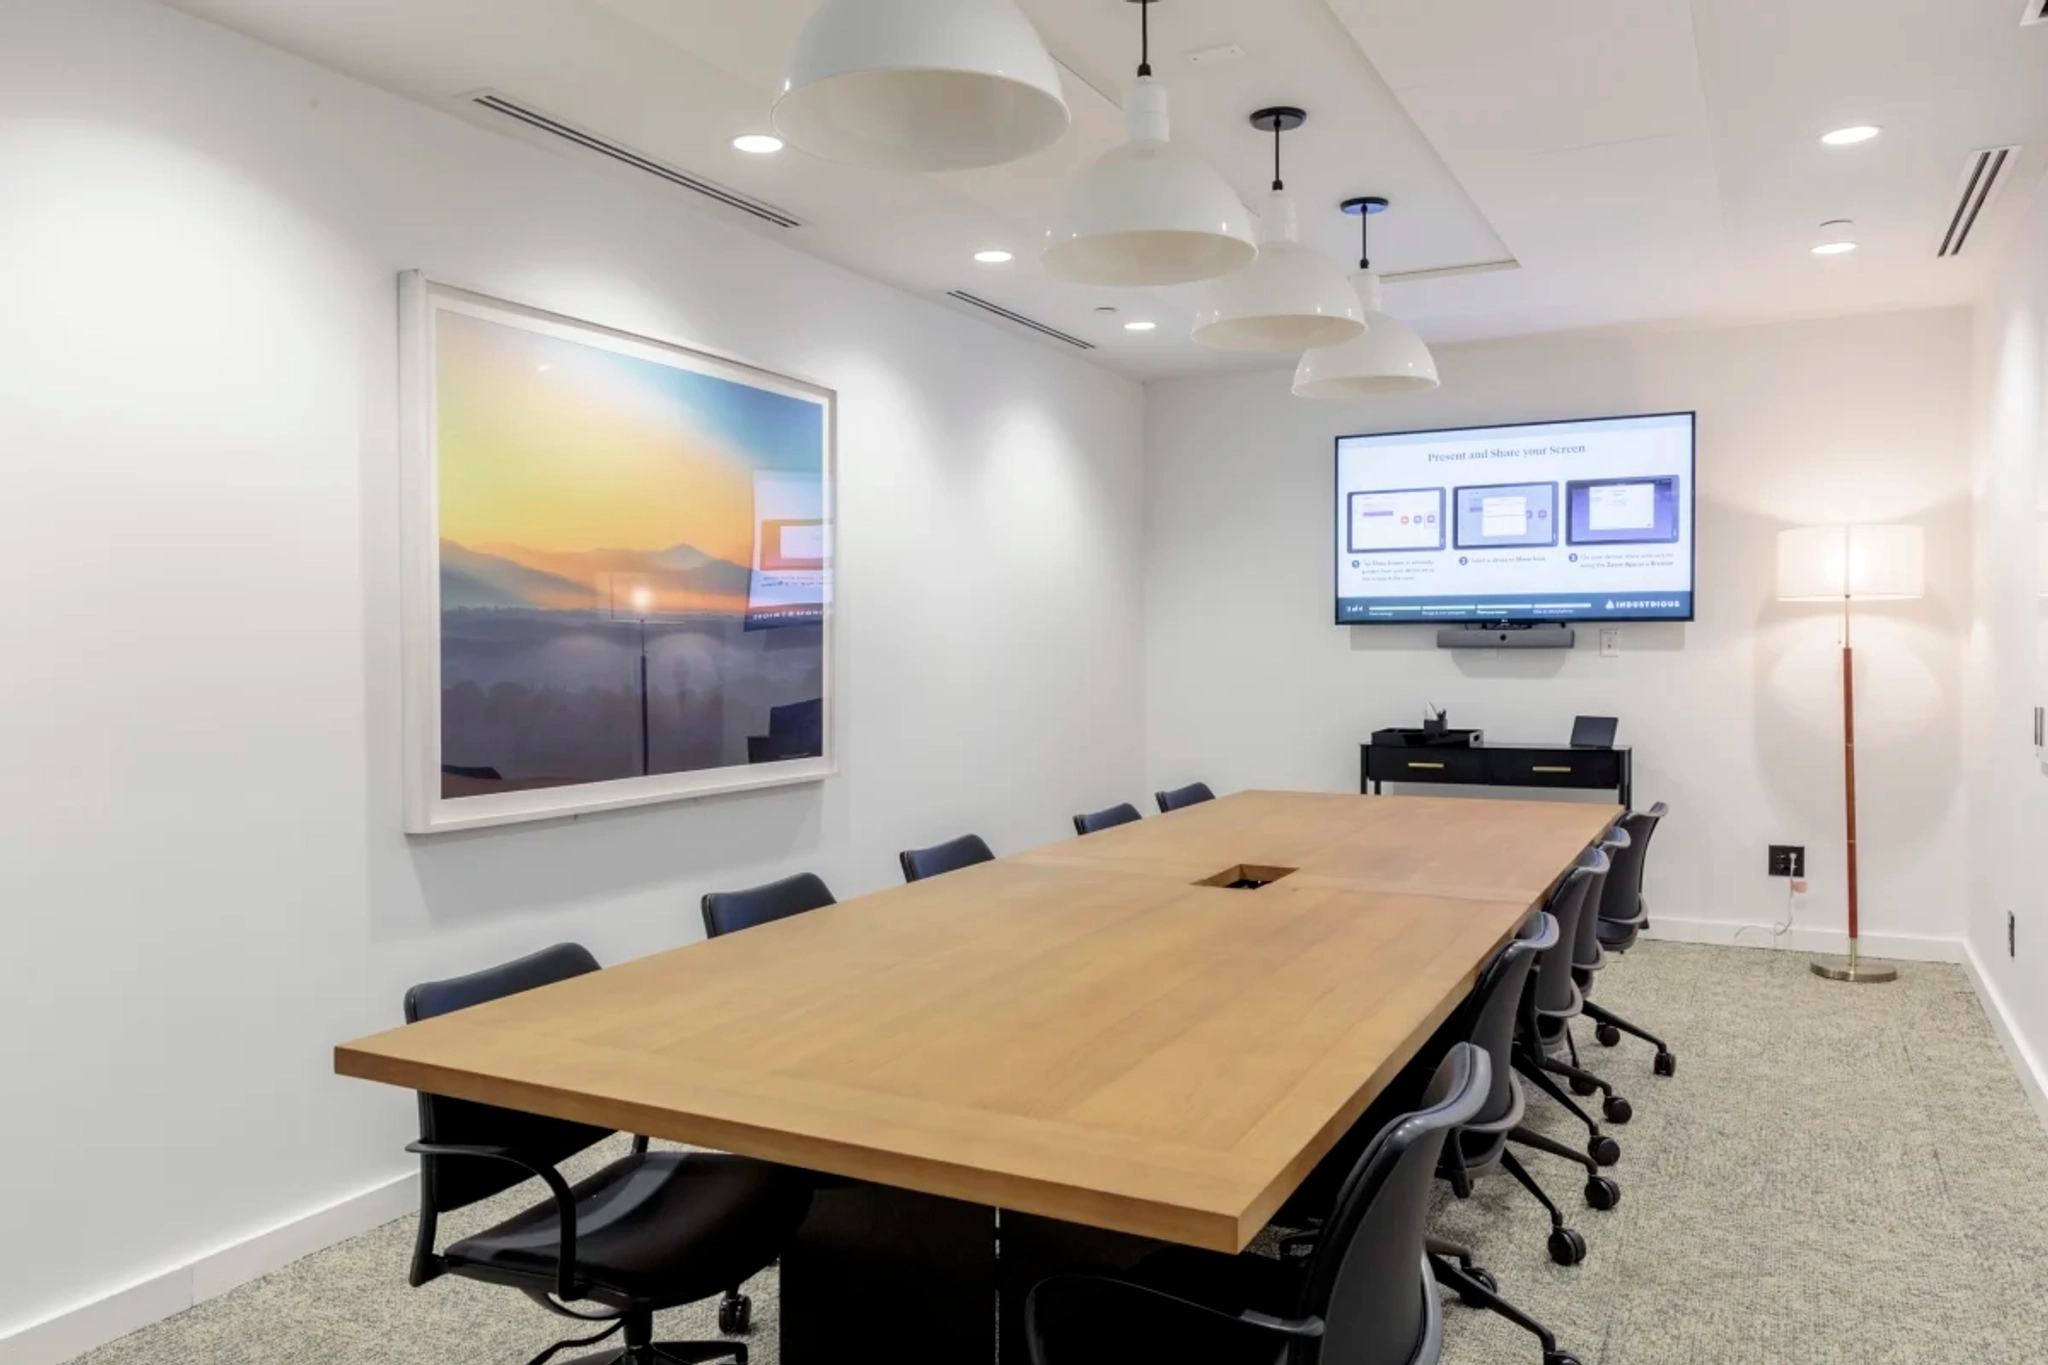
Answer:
1137, 0, 1152, 77
1358, 210, 1371, 271
1272, 121, 1284, 192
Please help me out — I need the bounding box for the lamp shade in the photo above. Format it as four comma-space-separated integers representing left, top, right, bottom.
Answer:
1042, 78, 1256, 287
1776, 524, 1925, 601
1291, 272, 1438, 398
1191, 193, 1366, 352
773, 0, 1070, 172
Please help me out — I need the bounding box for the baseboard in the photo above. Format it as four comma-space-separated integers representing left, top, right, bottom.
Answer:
0, 1170, 416, 1365
1962, 942, 2048, 1135
1642, 915, 1965, 964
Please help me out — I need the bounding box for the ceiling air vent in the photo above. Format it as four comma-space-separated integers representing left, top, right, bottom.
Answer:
1938, 145, 2021, 258
945, 292, 1097, 350
2024, 0, 2048, 25
471, 94, 802, 229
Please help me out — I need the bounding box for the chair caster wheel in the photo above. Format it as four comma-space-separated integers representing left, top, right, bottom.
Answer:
1595, 1023, 1621, 1047
1584, 1176, 1620, 1211
1457, 1266, 1497, 1307
1603, 1095, 1633, 1124
1654, 1051, 1677, 1077
1589, 1134, 1621, 1166
719, 1292, 752, 1335
1545, 1352, 1586, 1365
1547, 1227, 1588, 1266
1569, 1075, 1599, 1097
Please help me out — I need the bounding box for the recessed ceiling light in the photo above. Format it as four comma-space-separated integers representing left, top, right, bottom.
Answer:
732, 134, 785, 154
1124, 320, 1157, 332
973, 249, 1014, 264
1812, 220, 1859, 255
1820, 125, 1881, 147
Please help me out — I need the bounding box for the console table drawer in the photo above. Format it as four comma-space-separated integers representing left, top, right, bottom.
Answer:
1368, 747, 1487, 784
1484, 750, 1622, 789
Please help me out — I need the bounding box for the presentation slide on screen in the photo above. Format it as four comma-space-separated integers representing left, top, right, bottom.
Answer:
746, 470, 831, 629
1336, 413, 1694, 623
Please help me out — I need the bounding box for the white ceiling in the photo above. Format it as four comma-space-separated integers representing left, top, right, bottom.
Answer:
170, 0, 2048, 381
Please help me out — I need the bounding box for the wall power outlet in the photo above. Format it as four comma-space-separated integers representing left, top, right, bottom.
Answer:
1768, 845, 1806, 878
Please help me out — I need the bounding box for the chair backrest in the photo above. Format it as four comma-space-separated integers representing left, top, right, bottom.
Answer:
1301, 1043, 1489, 1365
1571, 826, 1630, 971
1599, 801, 1667, 923
1073, 802, 1143, 836
900, 834, 996, 884
1154, 782, 1215, 814
405, 944, 614, 1218
701, 872, 836, 938
1531, 850, 1607, 1018
1461, 912, 1558, 1129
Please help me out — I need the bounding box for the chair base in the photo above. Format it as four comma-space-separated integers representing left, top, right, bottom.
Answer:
1811, 955, 1897, 984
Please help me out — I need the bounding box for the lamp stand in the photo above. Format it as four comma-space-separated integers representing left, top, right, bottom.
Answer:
1811, 596, 1896, 984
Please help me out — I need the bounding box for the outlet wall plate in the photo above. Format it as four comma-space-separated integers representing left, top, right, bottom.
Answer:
1768, 845, 1806, 878
1600, 627, 1621, 658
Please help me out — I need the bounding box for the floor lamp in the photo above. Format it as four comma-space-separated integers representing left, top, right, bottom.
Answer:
1776, 524, 1925, 984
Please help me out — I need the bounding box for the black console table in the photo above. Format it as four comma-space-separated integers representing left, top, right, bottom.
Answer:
1362, 740, 1631, 809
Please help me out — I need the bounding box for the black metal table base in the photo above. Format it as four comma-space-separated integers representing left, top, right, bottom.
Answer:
780, 1180, 1165, 1365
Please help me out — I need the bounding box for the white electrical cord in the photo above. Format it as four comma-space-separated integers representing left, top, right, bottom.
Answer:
1731, 878, 1801, 948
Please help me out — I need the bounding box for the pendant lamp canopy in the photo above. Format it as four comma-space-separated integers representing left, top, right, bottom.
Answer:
1041, 0, 1255, 287
774, 0, 1071, 172
1293, 197, 1440, 398
1191, 108, 1366, 352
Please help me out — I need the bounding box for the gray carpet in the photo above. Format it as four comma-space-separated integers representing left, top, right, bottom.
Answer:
66, 943, 2048, 1364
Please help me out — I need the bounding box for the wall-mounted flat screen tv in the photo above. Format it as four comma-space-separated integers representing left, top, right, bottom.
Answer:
1335, 412, 1696, 624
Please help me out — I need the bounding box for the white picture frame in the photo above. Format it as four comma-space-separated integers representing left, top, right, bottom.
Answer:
399, 272, 836, 834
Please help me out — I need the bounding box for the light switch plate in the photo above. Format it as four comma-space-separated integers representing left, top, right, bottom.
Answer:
1600, 628, 1621, 658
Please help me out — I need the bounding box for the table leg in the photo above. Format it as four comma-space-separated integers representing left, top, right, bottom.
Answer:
781, 1180, 996, 1365
996, 1211, 1164, 1363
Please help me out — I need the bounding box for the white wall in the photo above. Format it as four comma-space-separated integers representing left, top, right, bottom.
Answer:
1145, 311, 1972, 955
1965, 177, 2048, 1112
0, 0, 1144, 1356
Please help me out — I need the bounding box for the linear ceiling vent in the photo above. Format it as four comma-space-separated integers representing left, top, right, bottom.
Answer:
1938, 145, 2020, 258
2024, 0, 2048, 25
945, 292, 1097, 350
471, 94, 802, 229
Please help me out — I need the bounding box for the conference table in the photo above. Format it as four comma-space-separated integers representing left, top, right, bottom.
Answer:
335, 790, 1619, 1363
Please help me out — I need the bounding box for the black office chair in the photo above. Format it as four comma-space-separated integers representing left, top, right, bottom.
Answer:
1072, 802, 1143, 836
899, 833, 996, 883
1026, 1045, 1559, 1365
1279, 912, 1613, 1287
701, 872, 836, 939
402, 945, 813, 1364
1154, 782, 1215, 814
1589, 803, 1677, 1077
1515, 849, 1628, 1168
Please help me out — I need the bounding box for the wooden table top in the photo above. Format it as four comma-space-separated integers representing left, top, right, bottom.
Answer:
335, 791, 1618, 1252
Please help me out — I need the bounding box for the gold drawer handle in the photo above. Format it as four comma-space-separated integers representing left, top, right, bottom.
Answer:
1532, 765, 1573, 774
1407, 761, 1447, 770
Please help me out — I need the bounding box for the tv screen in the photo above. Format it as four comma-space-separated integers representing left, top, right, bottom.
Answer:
1335, 412, 1696, 624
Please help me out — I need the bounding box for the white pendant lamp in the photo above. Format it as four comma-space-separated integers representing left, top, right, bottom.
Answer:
773, 0, 1070, 172
1294, 196, 1440, 398
1041, 0, 1255, 287
1192, 108, 1365, 352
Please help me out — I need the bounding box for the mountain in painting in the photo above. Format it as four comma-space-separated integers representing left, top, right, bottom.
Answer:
441, 540, 594, 610
444, 541, 754, 615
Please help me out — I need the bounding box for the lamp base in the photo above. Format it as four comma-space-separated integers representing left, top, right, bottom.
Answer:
1810, 956, 1898, 984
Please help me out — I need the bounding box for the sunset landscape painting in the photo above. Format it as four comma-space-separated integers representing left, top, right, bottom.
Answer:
401, 277, 833, 832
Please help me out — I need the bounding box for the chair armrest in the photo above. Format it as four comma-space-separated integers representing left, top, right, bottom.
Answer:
406, 1142, 580, 1303
1026, 1272, 1323, 1357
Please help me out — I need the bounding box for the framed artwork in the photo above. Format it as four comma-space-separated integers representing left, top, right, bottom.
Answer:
399, 273, 834, 833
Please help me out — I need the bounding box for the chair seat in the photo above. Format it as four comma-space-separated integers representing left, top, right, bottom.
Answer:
444, 1151, 810, 1309
1597, 918, 1639, 951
